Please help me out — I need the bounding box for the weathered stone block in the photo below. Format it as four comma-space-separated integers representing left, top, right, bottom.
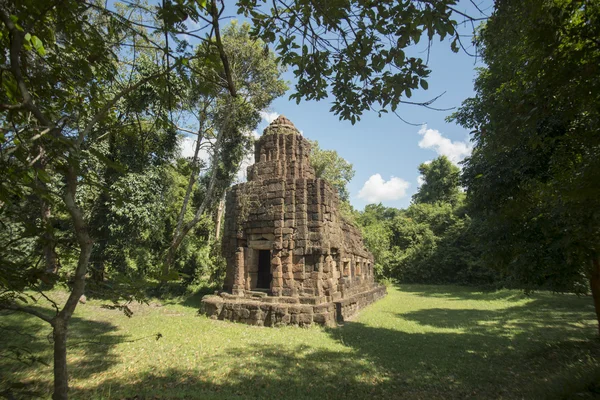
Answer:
201, 115, 384, 328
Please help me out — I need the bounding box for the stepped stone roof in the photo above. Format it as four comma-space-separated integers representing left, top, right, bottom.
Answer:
263, 114, 299, 136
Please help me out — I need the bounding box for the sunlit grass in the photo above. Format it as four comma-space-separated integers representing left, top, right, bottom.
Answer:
2, 285, 599, 399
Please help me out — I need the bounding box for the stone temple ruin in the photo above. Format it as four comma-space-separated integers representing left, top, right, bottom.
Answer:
201, 116, 386, 326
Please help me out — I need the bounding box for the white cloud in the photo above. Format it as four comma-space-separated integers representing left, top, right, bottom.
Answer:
417, 175, 425, 187
236, 152, 254, 183
178, 136, 211, 163
179, 110, 280, 184
185, 17, 200, 30
235, 130, 260, 182
418, 125, 472, 165
358, 174, 410, 203
259, 111, 279, 124
179, 136, 197, 159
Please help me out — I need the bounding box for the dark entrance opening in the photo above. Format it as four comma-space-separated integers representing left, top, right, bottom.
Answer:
257, 250, 272, 290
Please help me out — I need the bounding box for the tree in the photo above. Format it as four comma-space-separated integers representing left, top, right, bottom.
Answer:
309, 140, 355, 202
240, 0, 484, 123
0, 0, 485, 397
0, 0, 247, 397
0, 2, 173, 397
164, 22, 287, 273
356, 204, 399, 278
412, 156, 462, 205
452, 0, 600, 333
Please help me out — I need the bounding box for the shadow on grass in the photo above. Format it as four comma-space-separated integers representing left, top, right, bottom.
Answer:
395, 284, 598, 306
71, 332, 600, 400
327, 295, 600, 399
177, 285, 217, 309
152, 284, 219, 310
72, 293, 600, 400
395, 283, 532, 302
74, 344, 400, 399
0, 308, 125, 396
5, 287, 599, 400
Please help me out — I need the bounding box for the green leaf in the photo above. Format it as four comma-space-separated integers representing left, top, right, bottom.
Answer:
413, 31, 421, 45
89, 148, 126, 173
10, 15, 24, 31
420, 79, 429, 90
37, 169, 52, 183
2, 76, 19, 101
31, 35, 46, 56
24, 33, 31, 42
450, 37, 459, 53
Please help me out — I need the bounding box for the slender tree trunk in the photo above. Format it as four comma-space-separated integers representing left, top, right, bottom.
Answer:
591, 255, 600, 337
163, 4, 237, 274
52, 319, 68, 400
42, 199, 60, 274
34, 146, 60, 274
50, 165, 94, 400
90, 131, 118, 283
90, 189, 110, 283
215, 192, 225, 241
165, 128, 204, 273
164, 124, 226, 275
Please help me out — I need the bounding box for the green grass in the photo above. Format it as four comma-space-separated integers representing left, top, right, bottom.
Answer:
2, 285, 600, 399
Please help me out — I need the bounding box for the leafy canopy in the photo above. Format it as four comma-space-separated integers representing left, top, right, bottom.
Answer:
412, 156, 462, 206
309, 140, 355, 202
238, 0, 477, 123
452, 0, 600, 293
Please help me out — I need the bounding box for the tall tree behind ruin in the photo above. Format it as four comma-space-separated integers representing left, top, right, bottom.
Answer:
452, 0, 600, 334
163, 22, 287, 274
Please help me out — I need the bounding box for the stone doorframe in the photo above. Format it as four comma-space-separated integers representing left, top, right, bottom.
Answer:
245, 237, 274, 292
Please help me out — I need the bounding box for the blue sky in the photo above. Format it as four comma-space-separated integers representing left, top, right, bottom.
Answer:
181, 0, 494, 210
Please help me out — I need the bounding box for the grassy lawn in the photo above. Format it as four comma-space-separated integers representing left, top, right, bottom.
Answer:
2, 284, 599, 399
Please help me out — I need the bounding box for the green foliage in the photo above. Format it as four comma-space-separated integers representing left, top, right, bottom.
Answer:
412, 156, 462, 206
238, 0, 471, 123
451, 0, 600, 293
98, 168, 169, 275
357, 165, 495, 285
308, 140, 355, 202
162, 20, 287, 275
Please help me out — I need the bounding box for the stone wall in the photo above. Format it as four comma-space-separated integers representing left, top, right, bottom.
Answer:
201, 284, 387, 327
203, 115, 386, 327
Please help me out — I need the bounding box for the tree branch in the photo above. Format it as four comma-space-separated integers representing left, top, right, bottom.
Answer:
211, 0, 236, 97
0, 8, 52, 126
1, 303, 54, 324
80, 64, 178, 145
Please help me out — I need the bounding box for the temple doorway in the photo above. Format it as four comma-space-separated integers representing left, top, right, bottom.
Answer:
257, 250, 272, 289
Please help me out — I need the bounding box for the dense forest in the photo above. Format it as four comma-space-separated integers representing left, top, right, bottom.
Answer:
1, 0, 599, 399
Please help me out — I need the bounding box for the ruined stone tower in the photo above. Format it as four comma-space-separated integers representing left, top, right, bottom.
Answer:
201, 116, 386, 326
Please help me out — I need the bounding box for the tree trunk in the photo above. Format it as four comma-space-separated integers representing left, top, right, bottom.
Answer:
215, 193, 225, 240
35, 146, 60, 275
164, 120, 206, 275
163, 126, 225, 275
50, 165, 94, 400
52, 319, 68, 400
591, 255, 600, 337
42, 199, 60, 274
